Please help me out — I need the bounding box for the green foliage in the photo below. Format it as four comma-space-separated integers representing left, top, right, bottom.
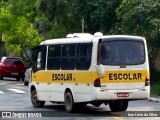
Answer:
9, 0, 37, 22
0, 7, 12, 33
115, 0, 160, 38
50, 22, 67, 38
0, 50, 6, 57
150, 68, 160, 84
36, 0, 121, 38
151, 82, 160, 96
0, 0, 43, 58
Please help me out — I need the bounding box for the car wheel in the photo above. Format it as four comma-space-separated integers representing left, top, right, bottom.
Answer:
31, 89, 45, 108
16, 77, 20, 81
0, 73, 3, 80
65, 92, 75, 112
21, 77, 24, 81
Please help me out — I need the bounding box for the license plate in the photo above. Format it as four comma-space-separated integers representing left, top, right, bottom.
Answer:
117, 93, 129, 97
11, 72, 18, 75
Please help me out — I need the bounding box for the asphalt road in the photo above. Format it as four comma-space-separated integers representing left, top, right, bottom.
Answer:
0, 78, 160, 120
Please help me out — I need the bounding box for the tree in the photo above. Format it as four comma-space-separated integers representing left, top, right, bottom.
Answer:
75, 0, 121, 33
4, 17, 42, 59
0, 0, 43, 60
36, 0, 121, 38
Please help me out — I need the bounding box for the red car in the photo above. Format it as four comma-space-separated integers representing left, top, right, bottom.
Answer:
0, 57, 26, 81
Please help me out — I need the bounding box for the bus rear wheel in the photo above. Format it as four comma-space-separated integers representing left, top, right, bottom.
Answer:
65, 92, 75, 112
109, 100, 128, 112
31, 89, 45, 108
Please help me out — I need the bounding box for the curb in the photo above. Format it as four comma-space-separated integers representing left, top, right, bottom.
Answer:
148, 98, 160, 103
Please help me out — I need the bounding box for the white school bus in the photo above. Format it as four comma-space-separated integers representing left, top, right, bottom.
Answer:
29, 32, 150, 112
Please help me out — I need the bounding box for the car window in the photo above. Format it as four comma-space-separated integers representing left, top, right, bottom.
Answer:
6, 59, 23, 65
14, 61, 23, 65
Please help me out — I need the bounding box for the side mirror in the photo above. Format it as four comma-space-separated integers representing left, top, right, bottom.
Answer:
37, 59, 41, 69
94, 64, 105, 78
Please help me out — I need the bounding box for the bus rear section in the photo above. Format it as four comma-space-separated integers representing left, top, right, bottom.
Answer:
93, 36, 150, 111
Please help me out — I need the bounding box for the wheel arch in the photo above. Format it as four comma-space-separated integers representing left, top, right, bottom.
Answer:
30, 85, 36, 94
64, 88, 75, 102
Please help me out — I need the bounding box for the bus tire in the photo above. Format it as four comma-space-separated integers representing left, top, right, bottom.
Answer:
109, 100, 128, 112
31, 89, 45, 108
65, 92, 75, 112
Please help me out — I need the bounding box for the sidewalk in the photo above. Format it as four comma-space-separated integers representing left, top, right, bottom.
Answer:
148, 95, 160, 103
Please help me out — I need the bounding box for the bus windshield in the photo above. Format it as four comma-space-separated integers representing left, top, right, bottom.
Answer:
100, 40, 145, 65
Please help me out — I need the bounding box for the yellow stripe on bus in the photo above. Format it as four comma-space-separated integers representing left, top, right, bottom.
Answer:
32, 70, 149, 84
101, 70, 149, 83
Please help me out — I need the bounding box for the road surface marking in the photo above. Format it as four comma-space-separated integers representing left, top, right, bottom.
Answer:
114, 117, 126, 120
0, 82, 12, 85
16, 84, 24, 86
0, 91, 4, 94
8, 89, 26, 94
13, 86, 24, 89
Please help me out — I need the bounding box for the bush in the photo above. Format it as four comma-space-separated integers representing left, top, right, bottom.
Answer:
0, 51, 6, 57
150, 68, 160, 96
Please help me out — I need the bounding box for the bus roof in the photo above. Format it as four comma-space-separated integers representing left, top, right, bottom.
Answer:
40, 33, 94, 45
97, 35, 145, 40
40, 34, 145, 46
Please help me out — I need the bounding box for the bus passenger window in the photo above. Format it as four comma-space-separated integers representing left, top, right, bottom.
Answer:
76, 44, 92, 70
47, 46, 61, 70
61, 45, 76, 70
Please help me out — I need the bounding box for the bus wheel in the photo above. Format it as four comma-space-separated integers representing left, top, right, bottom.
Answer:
65, 92, 75, 112
31, 89, 45, 108
109, 100, 128, 112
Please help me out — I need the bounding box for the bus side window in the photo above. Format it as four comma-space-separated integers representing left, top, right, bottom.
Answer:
61, 45, 76, 70
47, 45, 61, 70
76, 43, 92, 70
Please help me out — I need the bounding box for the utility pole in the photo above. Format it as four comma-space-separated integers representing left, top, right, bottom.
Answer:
82, 18, 84, 33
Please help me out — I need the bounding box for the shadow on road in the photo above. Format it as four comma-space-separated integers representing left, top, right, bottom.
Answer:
38, 104, 121, 117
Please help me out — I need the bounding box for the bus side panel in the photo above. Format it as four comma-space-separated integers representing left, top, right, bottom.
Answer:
73, 71, 92, 102
34, 71, 92, 102
31, 70, 52, 101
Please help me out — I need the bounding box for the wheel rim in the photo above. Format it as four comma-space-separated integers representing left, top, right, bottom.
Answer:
66, 94, 72, 111
32, 92, 39, 105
